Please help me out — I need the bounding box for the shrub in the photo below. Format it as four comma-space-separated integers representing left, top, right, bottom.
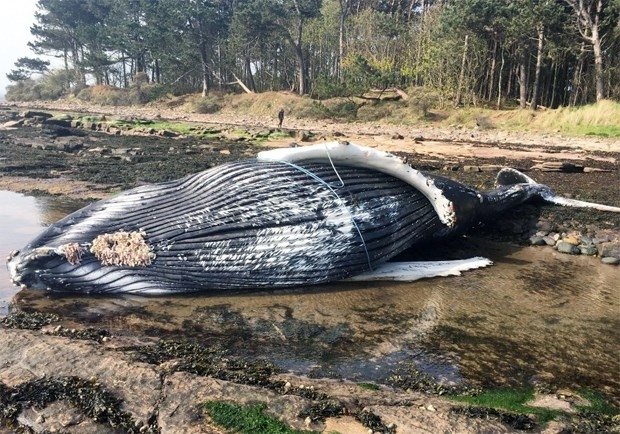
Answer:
328, 100, 359, 120
357, 101, 395, 121
295, 100, 332, 119
77, 85, 129, 106
5, 69, 72, 101
191, 96, 222, 114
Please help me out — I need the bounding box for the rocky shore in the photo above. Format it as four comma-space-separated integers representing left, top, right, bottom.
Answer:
1, 102, 619, 433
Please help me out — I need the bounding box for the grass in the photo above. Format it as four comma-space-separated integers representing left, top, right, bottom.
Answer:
204, 401, 314, 434
59, 87, 620, 139
448, 387, 562, 423
487, 99, 620, 137
448, 386, 619, 425
576, 389, 620, 416
357, 382, 381, 391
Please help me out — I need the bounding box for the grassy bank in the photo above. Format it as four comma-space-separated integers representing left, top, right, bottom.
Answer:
169, 92, 620, 138
7, 84, 620, 138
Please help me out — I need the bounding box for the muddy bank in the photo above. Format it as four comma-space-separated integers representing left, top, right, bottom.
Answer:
1, 105, 619, 433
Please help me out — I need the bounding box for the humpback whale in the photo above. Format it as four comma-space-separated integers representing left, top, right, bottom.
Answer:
6, 142, 620, 294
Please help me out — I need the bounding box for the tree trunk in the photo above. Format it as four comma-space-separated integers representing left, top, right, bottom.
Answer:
550, 61, 558, 108
565, 0, 606, 102
497, 49, 505, 109
200, 42, 209, 97
296, 22, 306, 95
518, 51, 527, 109
455, 34, 469, 107
572, 43, 585, 106
338, 0, 350, 82
245, 56, 257, 92
487, 38, 497, 101
591, 21, 604, 101
531, 25, 544, 110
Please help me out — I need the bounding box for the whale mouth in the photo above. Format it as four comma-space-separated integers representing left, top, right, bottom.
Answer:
7, 248, 58, 290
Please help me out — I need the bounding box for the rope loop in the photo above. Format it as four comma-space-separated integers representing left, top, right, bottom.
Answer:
273, 147, 373, 271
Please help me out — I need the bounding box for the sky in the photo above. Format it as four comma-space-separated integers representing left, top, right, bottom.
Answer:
0, 0, 46, 100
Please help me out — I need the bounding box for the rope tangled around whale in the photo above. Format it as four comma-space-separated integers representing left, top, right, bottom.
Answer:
274, 148, 374, 272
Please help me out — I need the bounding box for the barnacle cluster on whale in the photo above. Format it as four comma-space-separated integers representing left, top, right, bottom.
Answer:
6, 141, 620, 295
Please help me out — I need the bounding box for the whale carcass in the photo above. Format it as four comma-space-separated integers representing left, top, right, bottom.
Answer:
7, 142, 620, 294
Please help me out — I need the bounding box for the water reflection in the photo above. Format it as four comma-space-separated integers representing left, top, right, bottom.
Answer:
0, 190, 89, 316
2, 191, 619, 403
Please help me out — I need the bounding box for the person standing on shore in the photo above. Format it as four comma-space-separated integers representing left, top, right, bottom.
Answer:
278, 109, 285, 128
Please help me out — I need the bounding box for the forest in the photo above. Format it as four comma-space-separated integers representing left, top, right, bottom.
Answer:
6, 0, 620, 109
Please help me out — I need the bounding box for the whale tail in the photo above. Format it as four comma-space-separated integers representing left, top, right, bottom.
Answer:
495, 168, 620, 213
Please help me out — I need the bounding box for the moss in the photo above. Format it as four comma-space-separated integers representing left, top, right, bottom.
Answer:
449, 387, 560, 424
204, 401, 313, 434
448, 386, 620, 432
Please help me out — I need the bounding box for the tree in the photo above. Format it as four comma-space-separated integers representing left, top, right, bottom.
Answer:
563, 0, 617, 101
6, 57, 50, 82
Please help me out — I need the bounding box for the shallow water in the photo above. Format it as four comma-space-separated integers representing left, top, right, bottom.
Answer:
2, 190, 619, 402
0, 191, 89, 315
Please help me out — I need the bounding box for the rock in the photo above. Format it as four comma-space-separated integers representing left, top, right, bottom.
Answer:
556, 241, 579, 254
600, 242, 620, 259
563, 235, 580, 245
158, 130, 178, 137
530, 161, 584, 173
20, 110, 53, 119
579, 245, 597, 256
42, 124, 74, 138
3, 119, 24, 128
601, 257, 619, 265
297, 131, 312, 142
462, 166, 481, 172
0, 329, 161, 427
583, 167, 611, 173
45, 118, 73, 128
391, 133, 404, 140
543, 236, 557, 246
529, 236, 546, 246
62, 142, 84, 153
593, 235, 612, 244
17, 400, 116, 434
479, 165, 504, 172
536, 220, 557, 233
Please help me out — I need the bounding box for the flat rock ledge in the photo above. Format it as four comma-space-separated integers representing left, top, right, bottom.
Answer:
0, 328, 582, 434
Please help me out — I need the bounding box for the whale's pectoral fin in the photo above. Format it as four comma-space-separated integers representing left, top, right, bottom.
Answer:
495, 167, 620, 213
345, 257, 493, 282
